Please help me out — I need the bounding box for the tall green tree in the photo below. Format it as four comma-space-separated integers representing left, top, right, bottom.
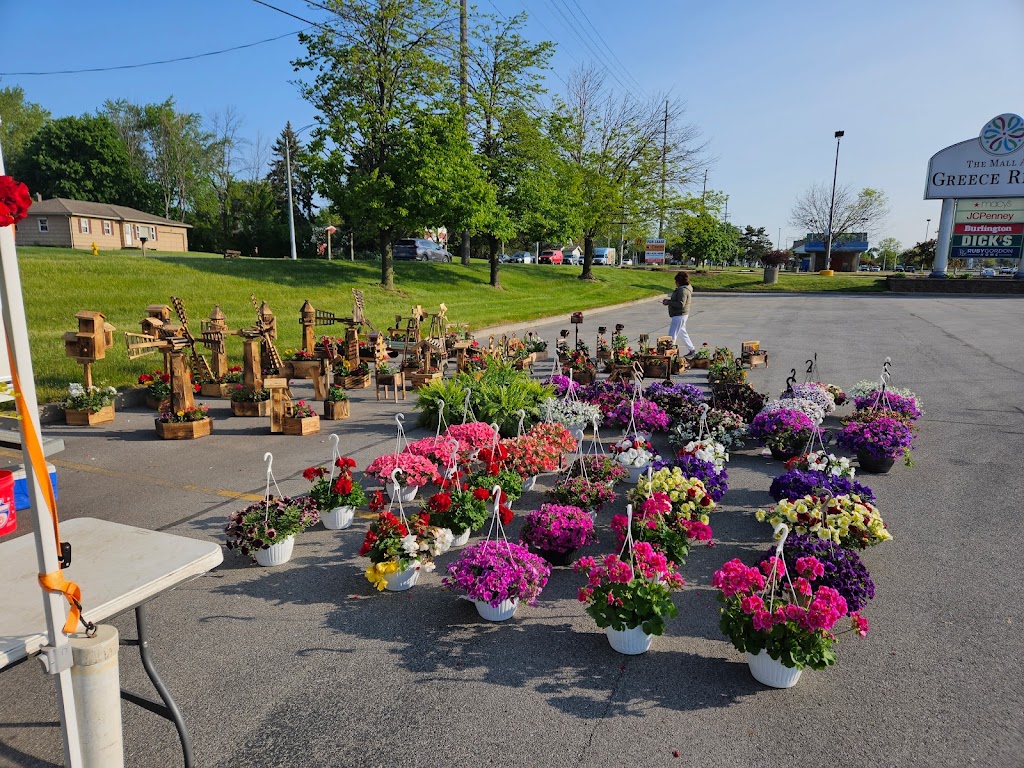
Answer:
12, 115, 156, 208
296, 0, 483, 289
264, 123, 317, 258
738, 225, 773, 264
0, 87, 50, 170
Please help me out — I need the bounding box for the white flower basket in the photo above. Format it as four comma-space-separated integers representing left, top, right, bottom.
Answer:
474, 598, 519, 622
746, 650, 803, 688
606, 625, 653, 655
254, 535, 295, 567
385, 481, 418, 503
522, 475, 538, 492
384, 564, 420, 592
625, 462, 651, 485
322, 505, 355, 530
450, 528, 471, 547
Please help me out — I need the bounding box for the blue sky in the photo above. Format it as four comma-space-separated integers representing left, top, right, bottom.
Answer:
3, 0, 1022, 251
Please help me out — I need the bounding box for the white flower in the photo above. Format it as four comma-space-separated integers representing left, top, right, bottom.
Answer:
682, 439, 728, 468
783, 383, 836, 414
805, 451, 855, 478
423, 560, 436, 573
429, 526, 454, 555
762, 398, 825, 426
68, 383, 85, 397
542, 397, 602, 428
401, 534, 419, 556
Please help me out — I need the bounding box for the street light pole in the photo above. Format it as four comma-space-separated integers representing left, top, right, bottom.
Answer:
286, 122, 316, 261
824, 130, 845, 273
925, 218, 931, 242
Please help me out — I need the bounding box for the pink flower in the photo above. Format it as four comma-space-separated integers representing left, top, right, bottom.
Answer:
740, 595, 765, 615
851, 612, 870, 637
681, 519, 713, 542
794, 577, 812, 596
752, 610, 774, 632
760, 556, 786, 579
795, 556, 825, 580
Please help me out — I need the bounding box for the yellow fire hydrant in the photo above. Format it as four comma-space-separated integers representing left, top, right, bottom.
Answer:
91, 242, 99, 256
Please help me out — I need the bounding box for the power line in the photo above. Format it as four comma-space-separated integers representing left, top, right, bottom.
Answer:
562, 0, 646, 94
0, 28, 311, 76
528, 0, 631, 93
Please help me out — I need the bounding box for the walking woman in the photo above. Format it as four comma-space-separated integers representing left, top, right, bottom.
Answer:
663, 271, 696, 358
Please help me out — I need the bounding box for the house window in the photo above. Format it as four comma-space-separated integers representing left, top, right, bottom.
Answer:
38, 218, 48, 233
103, 220, 112, 236
135, 225, 157, 242
79, 218, 90, 234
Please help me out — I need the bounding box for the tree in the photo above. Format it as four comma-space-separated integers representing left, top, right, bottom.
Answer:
12, 115, 156, 208
296, 0, 465, 289
682, 211, 738, 267
899, 239, 936, 270
876, 236, 902, 270
738, 225, 773, 264
143, 99, 215, 221
0, 87, 50, 169
789, 185, 890, 268
553, 66, 705, 280
265, 123, 317, 258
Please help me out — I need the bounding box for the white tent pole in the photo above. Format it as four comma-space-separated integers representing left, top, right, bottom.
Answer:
0, 126, 84, 767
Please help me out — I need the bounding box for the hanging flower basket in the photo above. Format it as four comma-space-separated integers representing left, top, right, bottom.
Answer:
474, 597, 518, 622
451, 528, 471, 547
384, 564, 420, 591
65, 404, 115, 426
254, 534, 296, 567
321, 505, 355, 530
385, 481, 417, 503
857, 453, 895, 474
746, 650, 803, 688
606, 625, 654, 655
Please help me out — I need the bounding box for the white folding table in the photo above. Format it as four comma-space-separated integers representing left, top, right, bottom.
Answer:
0, 517, 223, 767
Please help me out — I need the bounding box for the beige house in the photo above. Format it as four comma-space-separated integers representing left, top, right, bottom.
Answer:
16, 198, 191, 252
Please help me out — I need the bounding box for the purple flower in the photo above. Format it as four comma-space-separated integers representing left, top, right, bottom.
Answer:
769, 533, 875, 612
520, 503, 597, 553
769, 469, 875, 503
443, 540, 551, 606
853, 391, 922, 421
675, 456, 729, 502
550, 375, 579, 397
748, 408, 815, 450
607, 399, 672, 433
837, 417, 915, 460
645, 382, 705, 418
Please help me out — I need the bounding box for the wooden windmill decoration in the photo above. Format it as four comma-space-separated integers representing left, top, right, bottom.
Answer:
63, 311, 116, 389
169, 296, 216, 383
235, 294, 284, 393
125, 301, 201, 415
199, 305, 229, 380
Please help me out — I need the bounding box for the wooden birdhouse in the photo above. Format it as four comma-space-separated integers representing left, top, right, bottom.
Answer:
63, 310, 116, 388
259, 301, 277, 340
300, 300, 316, 353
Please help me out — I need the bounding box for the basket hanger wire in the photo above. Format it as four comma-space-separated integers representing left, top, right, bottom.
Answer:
262, 451, 284, 521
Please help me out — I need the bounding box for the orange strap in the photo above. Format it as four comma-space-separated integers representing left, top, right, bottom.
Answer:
5, 341, 84, 634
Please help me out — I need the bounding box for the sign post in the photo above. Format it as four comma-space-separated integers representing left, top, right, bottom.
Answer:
325, 225, 337, 262
644, 238, 666, 265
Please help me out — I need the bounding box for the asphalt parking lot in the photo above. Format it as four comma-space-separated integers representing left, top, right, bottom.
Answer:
2, 291, 1023, 768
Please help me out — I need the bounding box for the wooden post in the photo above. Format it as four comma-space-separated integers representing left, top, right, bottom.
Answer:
82, 362, 93, 390
169, 353, 195, 413
243, 338, 263, 392
300, 300, 316, 354
264, 377, 290, 433
345, 327, 359, 370
207, 305, 228, 379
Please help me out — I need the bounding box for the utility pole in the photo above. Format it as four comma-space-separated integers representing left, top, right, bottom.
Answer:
614, 219, 628, 266
658, 99, 668, 238
824, 130, 845, 273
701, 170, 707, 207
459, 0, 471, 267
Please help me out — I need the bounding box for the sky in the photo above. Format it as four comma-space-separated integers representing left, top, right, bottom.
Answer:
3, 0, 1023, 252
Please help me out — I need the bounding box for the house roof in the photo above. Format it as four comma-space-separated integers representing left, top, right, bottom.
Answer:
26, 198, 192, 228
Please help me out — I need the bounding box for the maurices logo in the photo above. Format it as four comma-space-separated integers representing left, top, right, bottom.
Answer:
979, 113, 1024, 156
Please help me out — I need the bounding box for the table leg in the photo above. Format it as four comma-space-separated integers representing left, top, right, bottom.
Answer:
125, 604, 195, 768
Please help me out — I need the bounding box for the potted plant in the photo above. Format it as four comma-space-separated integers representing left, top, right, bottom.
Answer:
781, 382, 837, 415
561, 349, 597, 385
574, 542, 685, 655
541, 397, 602, 434
713, 552, 869, 688
303, 457, 366, 529
761, 397, 825, 427
360, 509, 453, 591
443, 539, 551, 621
365, 453, 440, 502
676, 438, 729, 469
669, 405, 748, 450
225, 496, 318, 566
630, 468, 716, 524
323, 386, 350, 420
783, 450, 856, 478
672, 454, 729, 502
63, 383, 117, 426
223, 365, 244, 385
526, 422, 578, 466
755, 494, 892, 549
464, 467, 524, 504
567, 454, 628, 487
689, 344, 713, 369
748, 408, 816, 460
760, 249, 790, 284
836, 416, 916, 473
611, 491, 712, 567
283, 400, 320, 436
849, 381, 924, 421
822, 383, 847, 407
375, 361, 400, 385
230, 385, 271, 417
520, 503, 597, 566
155, 404, 212, 439
546, 475, 616, 513
444, 421, 499, 450
335, 359, 370, 389
138, 370, 171, 411
425, 486, 491, 545
765, 532, 875, 613
610, 436, 659, 484
607, 399, 672, 435
500, 435, 557, 491
768, 468, 876, 504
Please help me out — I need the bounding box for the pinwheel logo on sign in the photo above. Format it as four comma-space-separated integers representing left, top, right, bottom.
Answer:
980, 113, 1024, 156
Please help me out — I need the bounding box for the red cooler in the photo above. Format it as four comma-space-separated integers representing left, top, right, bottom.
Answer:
0, 469, 15, 537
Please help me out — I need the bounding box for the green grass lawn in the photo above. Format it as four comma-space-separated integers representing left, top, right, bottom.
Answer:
13, 247, 886, 402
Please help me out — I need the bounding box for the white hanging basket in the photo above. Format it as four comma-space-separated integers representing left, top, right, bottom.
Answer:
605, 625, 653, 655
624, 462, 651, 485
254, 535, 295, 567
450, 528, 471, 547
384, 564, 420, 592
385, 481, 418, 503
522, 475, 538, 492
746, 650, 803, 688
474, 598, 519, 622
322, 506, 355, 530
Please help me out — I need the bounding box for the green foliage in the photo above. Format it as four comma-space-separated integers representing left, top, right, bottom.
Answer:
416, 376, 473, 430
0, 86, 51, 168
718, 597, 838, 671
429, 488, 490, 533
739, 225, 774, 263
584, 578, 679, 635
465, 468, 524, 502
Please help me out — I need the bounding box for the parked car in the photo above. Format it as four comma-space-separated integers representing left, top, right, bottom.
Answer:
393, 238, 452, 262
858, 265, 871, 272
621, 258, 633, 267
905, 266, 917, 273
981, 267, 997, 277
1000, 266, 1015, 274
511, 251, 534, 263
870, 266, 881, 272
565, 253, 583, 266
498, 254, 511, 263
895, 265, 905, 272
539, 249, 564, 264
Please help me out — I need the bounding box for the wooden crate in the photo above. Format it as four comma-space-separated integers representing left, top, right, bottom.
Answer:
155, 417, 212, 440
230, 399, 270, 417
324, 400, 350, 420
65, 405, 115, 426
200, 383, 232, 398
339, 374, 370, 389
409, 371, 443, 389
282, 415, 320, 436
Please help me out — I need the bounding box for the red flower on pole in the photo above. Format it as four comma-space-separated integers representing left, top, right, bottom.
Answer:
0, 176, 32, 228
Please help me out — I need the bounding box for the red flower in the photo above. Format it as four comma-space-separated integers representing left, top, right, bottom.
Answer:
499, 505, 514, 525
160, 374, 171, 383
192, 383, 202, 393
368, 490, 385, 513
0, 176, 32, 227
333, 476, 353, 496
335, 457, 357, 470
302, 467, 319, 481
486, 462, 500, 476
428, 492, 452, 513
472, 487, 491, 501
138, 373, 153, 384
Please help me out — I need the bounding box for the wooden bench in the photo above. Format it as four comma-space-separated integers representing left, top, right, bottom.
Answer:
224, 249, 241, 259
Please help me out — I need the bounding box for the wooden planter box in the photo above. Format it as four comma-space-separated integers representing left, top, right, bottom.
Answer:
338, 373, 370, 389
596, 349, 612, 360
282, 414, 320, 436
324, 400, 350, 420
568, 369, 596, 385
532, 349, 549, 361
409, 371, 443, 389
155, 417, 212, 440
690, 359, 711, 369
200, 383, 232, 398
65, 404, 115, 426
231, 399, 270, 417
145, 394, 170, 411
283, 360, 323, 379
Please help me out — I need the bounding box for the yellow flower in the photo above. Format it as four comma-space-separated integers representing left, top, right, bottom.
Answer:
769, 515, 782, 527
